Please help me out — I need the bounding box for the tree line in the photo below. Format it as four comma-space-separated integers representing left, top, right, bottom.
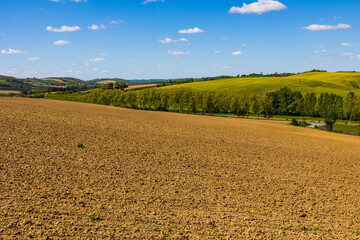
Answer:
42, 87, 360, 124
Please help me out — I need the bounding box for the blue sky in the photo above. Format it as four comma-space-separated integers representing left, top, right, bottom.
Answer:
1, 0, 360, 79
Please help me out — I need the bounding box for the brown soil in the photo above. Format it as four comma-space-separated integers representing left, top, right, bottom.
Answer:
97, 80, 117, 84
1, 97, 360, 239
0, 90, 20, 94
125, 84, 158, 91
41, 78, 64, 83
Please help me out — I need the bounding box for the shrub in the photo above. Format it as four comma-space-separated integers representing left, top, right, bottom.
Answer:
290, 118, 310, 127
325, 117, 335, 131
290, 118, 299, 126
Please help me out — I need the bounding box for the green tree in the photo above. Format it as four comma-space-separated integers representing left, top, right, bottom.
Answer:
250, 95, 261, 119
345, 92, 356, 125
263, 94, 275, 119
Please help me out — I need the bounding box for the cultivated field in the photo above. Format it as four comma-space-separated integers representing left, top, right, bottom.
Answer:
2, 98, 360, 239
0, 90, 20, 94
165, 72, 360, 96
125, 84, 158, 91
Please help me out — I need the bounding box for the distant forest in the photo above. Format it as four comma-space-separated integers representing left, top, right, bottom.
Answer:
42, 86, 360, 129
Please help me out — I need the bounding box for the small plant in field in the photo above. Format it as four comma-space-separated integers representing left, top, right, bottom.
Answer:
282, 227, 291, 231
109, 228, 116, 239
143, 201, 149, 205
77, 142, 85, 148
301, 226, 308, 231
153, 227, 172, 237
313, 227, 319, 231
328, 232, 334, 238
214, 195, 218, 199
24, 144, 29, 148
89, 215, 101, 221
356, 231, 360, 236
262, 213, 272, 217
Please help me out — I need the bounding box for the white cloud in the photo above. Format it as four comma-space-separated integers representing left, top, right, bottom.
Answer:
88, 24, 106, 30
159, 37, 189, 44
303, 23, 351, 31
53, 40, 71, 45
0, 68, 18, 74
1, 48, 28, 54
46, 25, 81, 32
313, 49, 328, 53
340, 42, 357, 46
214, 51, 221, 54
64, 69, 82, 74
178, 27, 204, 34
229, 0, 286, 14
49, 0, 88, 2
168, 50, 190, 55
159, 37, 177, 44
143, 0, 164, 4
92, 68, 99, 71
110, 20, 125, 24
85, 57, 106, 62
232, 51, 243, 55
341, 52, 354, 56
28, 57, 40, 61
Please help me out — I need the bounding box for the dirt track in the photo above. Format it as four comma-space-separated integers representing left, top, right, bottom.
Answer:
1, 97, 360, 239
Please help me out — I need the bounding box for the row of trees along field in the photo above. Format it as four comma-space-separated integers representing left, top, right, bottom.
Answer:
43, 87, 360, 124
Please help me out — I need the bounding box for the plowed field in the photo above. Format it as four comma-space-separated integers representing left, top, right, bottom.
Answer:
1, 97, 360, 239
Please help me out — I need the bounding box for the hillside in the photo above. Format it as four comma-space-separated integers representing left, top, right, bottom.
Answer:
163, 72, 360, 96
0, 75, 86, 90
87, 78, 166, 85
0, 75, 167, 91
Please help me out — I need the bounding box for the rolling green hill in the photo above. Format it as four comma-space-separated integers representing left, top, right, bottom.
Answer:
0, 75, 86, 90
162, 72, 360, 96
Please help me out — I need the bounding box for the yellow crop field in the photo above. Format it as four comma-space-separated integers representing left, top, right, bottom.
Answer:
2, 97, 360, 239
164, 72, 360, 96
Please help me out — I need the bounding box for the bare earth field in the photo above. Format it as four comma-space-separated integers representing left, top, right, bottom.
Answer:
0, 90, 20, 94
125, 84, 158, 91
2, 98, 360, 239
